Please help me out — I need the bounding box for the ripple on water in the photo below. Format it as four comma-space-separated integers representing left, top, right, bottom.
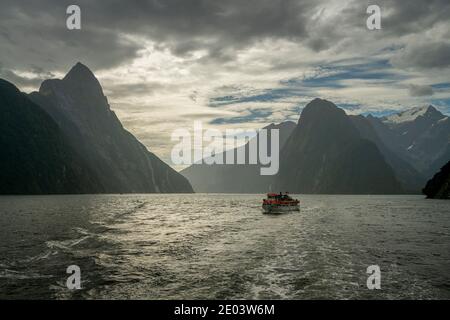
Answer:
0, 194, 449, 299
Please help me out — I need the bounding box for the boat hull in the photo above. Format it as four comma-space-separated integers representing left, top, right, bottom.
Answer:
262, 204, 300, 214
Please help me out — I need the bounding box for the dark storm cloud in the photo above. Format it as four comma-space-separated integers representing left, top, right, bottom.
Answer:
408, 84, 434, 97
391, 42, 450, 70
0, 0, 449, 76
86, 0, 316, 55
338, 0, 450, 35
379, 0, 450, 36
0, 0, 316, 72
342, 1, 450, 70
0, 0, 141, 74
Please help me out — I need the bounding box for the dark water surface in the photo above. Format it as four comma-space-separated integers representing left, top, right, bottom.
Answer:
0, 194, 449, 299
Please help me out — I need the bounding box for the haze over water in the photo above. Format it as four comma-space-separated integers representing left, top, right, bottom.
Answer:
0, 194, 449, 299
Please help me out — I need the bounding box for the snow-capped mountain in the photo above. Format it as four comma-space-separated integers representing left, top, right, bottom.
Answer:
382, 105, 445, 125
368, 105, 450, 178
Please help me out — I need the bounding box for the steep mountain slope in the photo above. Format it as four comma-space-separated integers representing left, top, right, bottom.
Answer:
350, 115, 425, 193
29, 63, 193, 193
367, 106, 450, 177
0, 79, 102, 194
181, 121, 295, 193
423, 160, 450, 199
274, 99, 403, 194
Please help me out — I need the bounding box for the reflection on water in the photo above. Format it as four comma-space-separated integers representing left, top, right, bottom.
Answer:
0, 194, 449, 299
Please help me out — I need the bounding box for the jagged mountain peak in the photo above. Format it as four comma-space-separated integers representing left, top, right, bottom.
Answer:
64, 62, 97, 82
27, 64, 193, 193
297, 99, 353, 138
301, 98, 346, 121
305, 98, 337, 110
61, 62, 104, 97
38, 62, 104, 99
274, 97, 403, 194
382, 105, 444, 125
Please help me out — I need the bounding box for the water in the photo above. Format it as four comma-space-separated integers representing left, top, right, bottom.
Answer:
0, 194, 449, 299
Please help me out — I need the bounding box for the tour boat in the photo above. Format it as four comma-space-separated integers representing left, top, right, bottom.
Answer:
262, 193, 300, 214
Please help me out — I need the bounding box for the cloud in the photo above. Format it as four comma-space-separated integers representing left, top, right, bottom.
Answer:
103, 82, 167, 99
2, 1, 450, 74
408, 84, 434, 97
391, 42, 450, 70
381, 0, 450, 36
0, 66, 43, 88
210, 108, 274, 124
0, 0, 318, 73
0, 1, 141, 74
208, 59, 407, 113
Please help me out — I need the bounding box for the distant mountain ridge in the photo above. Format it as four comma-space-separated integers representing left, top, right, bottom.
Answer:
367, 105, 450, 178
182, 99, 449, 194
181, 121, 295, 193
183, 98, 415, 194
381, 105, 444, 125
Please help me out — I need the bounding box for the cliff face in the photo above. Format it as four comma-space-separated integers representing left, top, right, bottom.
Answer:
28, 63, 193, 193
0, 78, 103, 194
423, 161, 450, 199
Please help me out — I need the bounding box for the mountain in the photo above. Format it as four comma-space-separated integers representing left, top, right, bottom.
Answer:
274, 98, 403, 194
29, 62, 193, 193
181, 121, 295, 193
0, 79, 103, 194
367, 105, 450, 178
382, 105, 443, 125
182, 99, 426, 194
350, 115, 425, 193
423, 160, 450, 199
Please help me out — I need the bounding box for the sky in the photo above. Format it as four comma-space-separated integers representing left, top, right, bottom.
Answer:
1, 0, 450, 168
